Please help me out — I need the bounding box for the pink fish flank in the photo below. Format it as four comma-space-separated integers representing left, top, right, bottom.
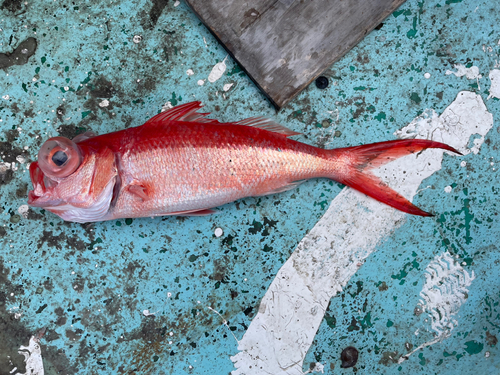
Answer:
28, 102, 460, 223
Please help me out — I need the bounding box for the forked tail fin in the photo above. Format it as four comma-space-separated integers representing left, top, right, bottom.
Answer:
328, 139, 461, 216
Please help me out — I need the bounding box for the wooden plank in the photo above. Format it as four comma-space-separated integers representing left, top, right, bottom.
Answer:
186, 0, 406, 109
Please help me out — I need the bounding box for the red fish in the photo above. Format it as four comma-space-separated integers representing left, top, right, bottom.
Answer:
28, 102, 459, 223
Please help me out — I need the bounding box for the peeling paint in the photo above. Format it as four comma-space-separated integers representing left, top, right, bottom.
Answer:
487, 69, 500, 100
445, 65, 482, 80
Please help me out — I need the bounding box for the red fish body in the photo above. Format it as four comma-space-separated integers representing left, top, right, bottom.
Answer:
28, 102, 459, 223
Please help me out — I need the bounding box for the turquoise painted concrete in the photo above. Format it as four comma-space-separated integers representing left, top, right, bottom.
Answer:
0, 0, 498, 374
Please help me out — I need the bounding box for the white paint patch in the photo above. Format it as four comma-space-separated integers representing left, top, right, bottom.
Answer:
16, 155, 26, 164
186, 69, 194, 76
444, 186, 452, 193
18, 205, 29, 219
132, 35, 142, 44
214, 228, 223, 237
223, 83, 234, 92
445, 64, 482, 79
208, 57, 227, 83
424, 72, 431, 79
197, 79, 205, 86
461, 161, 467, 167
142, 309, 156, 317
399, 252, 474, 363
230, 92, 492, 375
2, 94, 9, 100
14, 334, 44, 375
174, 0, 180, 6
487, 69, 500, 100
98, 99, 109, 108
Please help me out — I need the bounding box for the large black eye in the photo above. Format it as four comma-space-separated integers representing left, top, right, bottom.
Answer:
51, 150, 68, 166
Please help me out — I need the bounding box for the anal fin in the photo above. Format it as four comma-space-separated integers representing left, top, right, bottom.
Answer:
166, 208, 219, 216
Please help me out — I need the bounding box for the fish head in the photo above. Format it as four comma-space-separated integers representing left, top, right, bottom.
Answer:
28, 136, 118, 222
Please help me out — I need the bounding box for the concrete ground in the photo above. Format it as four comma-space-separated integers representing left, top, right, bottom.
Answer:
0, 0, 498, 374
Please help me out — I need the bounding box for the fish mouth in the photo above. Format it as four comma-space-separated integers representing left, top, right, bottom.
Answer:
28, 162, 63, 207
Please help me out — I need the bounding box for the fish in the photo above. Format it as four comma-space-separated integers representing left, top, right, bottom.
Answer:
28, 101, 460, 223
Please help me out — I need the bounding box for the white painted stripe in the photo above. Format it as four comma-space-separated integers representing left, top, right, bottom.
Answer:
230, 91, 493, 375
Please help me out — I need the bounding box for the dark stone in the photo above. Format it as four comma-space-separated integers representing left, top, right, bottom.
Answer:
340, 346, 359, 368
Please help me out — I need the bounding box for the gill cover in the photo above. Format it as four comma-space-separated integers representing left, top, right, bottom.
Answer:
38, 137, 82, 179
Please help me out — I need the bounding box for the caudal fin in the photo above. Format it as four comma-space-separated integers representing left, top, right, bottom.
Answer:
329, 139, 461, 216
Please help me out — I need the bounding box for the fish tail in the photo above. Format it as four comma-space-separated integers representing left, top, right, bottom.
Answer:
327, 139, 461, 216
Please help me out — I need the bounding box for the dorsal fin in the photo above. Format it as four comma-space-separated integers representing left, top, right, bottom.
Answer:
143, 101, 222, 127
235, 117, 301, 137
143, 102, 301, 137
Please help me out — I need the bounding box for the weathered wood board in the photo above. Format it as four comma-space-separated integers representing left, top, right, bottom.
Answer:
186, 0, 406, 109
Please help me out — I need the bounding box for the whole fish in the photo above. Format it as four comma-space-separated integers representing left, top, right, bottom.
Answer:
28, 102, 459, 223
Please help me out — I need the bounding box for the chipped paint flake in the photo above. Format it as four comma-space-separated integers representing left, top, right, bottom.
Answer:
487, 69, 500, 100
186, 69, 194, 76
161, 101, 173, 112
231, 91, 493, 375
197, 79, 205, 86
208, 57, 227, 83
132, 35, 142, 44
214, 228, 223, 237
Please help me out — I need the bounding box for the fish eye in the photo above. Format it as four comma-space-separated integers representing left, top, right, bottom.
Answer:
38, 137, 82, 178
51, 150, 68, 166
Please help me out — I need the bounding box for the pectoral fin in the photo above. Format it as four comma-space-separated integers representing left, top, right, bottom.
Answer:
127, 183, 150, 202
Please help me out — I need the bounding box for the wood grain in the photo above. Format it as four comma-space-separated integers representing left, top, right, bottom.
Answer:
186, 0, 406, 109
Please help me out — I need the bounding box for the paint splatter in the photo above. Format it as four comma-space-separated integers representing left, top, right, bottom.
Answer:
208, 57, 227, 83
231, 92, 493, 375
98, 99, 110, 108
186, 69, 194, 76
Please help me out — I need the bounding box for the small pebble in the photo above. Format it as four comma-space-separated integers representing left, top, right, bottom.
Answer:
340, 346, 359, 368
